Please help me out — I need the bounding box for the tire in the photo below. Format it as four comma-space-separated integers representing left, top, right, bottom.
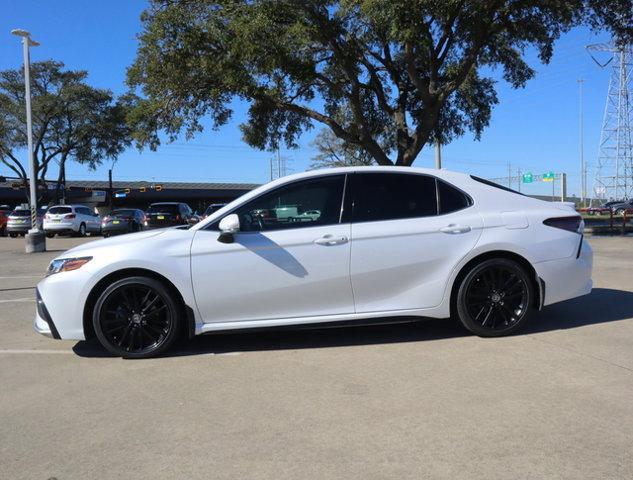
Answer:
77, 223, 86, 237
9, 233, 17, 238
92, 276, 182, 359
103, 232, 110, 238
455, 258, 533, 337
46, 232, 55, 238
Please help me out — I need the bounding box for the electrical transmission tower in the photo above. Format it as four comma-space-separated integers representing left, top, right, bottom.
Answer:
588, 41, 633, 201
270, 148, 291, 180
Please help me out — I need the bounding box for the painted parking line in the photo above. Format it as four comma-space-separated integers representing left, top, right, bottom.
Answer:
0, 298, 33, 303
0, 349, 74, 355
0, 275, 43, 279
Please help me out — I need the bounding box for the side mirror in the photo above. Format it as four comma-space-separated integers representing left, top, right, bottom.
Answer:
218, 214, 240, 243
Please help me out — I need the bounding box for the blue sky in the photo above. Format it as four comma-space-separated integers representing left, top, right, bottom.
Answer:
1, 0, 615, 196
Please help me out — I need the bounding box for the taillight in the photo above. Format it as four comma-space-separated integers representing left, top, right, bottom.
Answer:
175, 214, 181, 221
65, 213, 76, 219
543, 216, 582, 233
45, 214, 50, 220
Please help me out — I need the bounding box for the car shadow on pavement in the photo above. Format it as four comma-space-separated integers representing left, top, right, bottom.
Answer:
72, 288, 633, 359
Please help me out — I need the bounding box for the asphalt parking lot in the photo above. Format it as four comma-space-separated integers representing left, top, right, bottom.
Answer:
1, 235, 632, 479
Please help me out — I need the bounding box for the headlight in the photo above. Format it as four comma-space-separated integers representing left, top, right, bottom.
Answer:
47, 256, 92, 276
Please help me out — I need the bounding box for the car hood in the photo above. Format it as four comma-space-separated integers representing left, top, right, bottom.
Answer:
57, 229, 169, 259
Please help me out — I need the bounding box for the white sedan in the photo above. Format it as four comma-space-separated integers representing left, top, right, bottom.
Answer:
34, 167, 593, 358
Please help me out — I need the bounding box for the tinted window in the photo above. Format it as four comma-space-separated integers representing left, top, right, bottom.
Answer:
148, 204, 180, 214
438, 180, 471, 214
9, 210, 30, 217
112, 209, 137, 217
48, 206, 72, 214
351, 173, 437, 222
232, 175, 345, 232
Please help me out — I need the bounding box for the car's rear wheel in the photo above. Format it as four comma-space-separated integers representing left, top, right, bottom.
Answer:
46, 232, 55, 238
92, 276, 181, 358
456, 258, 533, 337
77, 223, 86, 237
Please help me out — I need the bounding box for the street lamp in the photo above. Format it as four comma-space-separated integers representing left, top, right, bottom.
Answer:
11, 28, 46, 252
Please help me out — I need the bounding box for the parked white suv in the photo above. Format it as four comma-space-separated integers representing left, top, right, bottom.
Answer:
44, 205, 101, 237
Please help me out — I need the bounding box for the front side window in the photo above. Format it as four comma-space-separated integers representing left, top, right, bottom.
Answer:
351, 173, 437, 223
230, 175, 345, 232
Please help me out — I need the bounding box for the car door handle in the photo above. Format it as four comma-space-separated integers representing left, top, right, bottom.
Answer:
314, 235, 348, 246
440, 224, 471, 234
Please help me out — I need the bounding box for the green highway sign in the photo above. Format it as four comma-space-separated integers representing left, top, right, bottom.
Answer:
522, 172, 533, 183
542, 171, 555, 182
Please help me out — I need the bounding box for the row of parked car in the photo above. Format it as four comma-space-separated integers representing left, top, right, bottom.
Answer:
0, 202, 227, 238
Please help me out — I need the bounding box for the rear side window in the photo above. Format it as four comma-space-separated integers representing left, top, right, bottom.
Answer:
48, 206, 72, 215
351, 173, 437, 222
438, 180, 472, 214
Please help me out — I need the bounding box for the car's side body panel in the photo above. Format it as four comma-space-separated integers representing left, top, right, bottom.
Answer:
350, 207, 484, 312
190, 224, 354, 324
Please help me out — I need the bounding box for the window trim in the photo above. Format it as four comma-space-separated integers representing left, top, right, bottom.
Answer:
204, 173, 348, 233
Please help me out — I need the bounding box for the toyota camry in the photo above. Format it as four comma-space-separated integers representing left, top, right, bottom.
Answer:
34, 167, 593, 358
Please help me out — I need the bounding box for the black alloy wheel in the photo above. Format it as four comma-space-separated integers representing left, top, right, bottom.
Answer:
93, 276, 181, 358
456, 258, 533, 337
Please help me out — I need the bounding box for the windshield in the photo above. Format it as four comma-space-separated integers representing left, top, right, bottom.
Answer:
147, 204, 179, 214
48, 206, 72, 215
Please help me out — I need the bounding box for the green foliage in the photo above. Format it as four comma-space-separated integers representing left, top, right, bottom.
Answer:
127, 0, 633, 166
0, 60, 131, 198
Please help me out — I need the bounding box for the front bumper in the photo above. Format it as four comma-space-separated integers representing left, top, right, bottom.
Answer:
34, 288, 61, 339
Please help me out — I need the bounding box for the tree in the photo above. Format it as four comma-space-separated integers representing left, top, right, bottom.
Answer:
127, 0, 633, 166
0, 61, 131, 202
310, 128, 375, 169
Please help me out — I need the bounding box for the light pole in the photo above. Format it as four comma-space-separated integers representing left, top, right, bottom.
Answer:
11, 28, 45, 252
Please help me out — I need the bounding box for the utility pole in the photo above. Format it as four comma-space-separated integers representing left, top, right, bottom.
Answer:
11, 28, 45, 253
108, 168, 113, 210
434, 141, 442, 169
507, 162, 512, 188
561, 173, 567, 202
517, 168, 522, 193
578, 78, 586, 205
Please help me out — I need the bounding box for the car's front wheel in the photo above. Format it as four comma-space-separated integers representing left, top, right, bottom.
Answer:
455, 258, 533, 337
92, 276, 181, 358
